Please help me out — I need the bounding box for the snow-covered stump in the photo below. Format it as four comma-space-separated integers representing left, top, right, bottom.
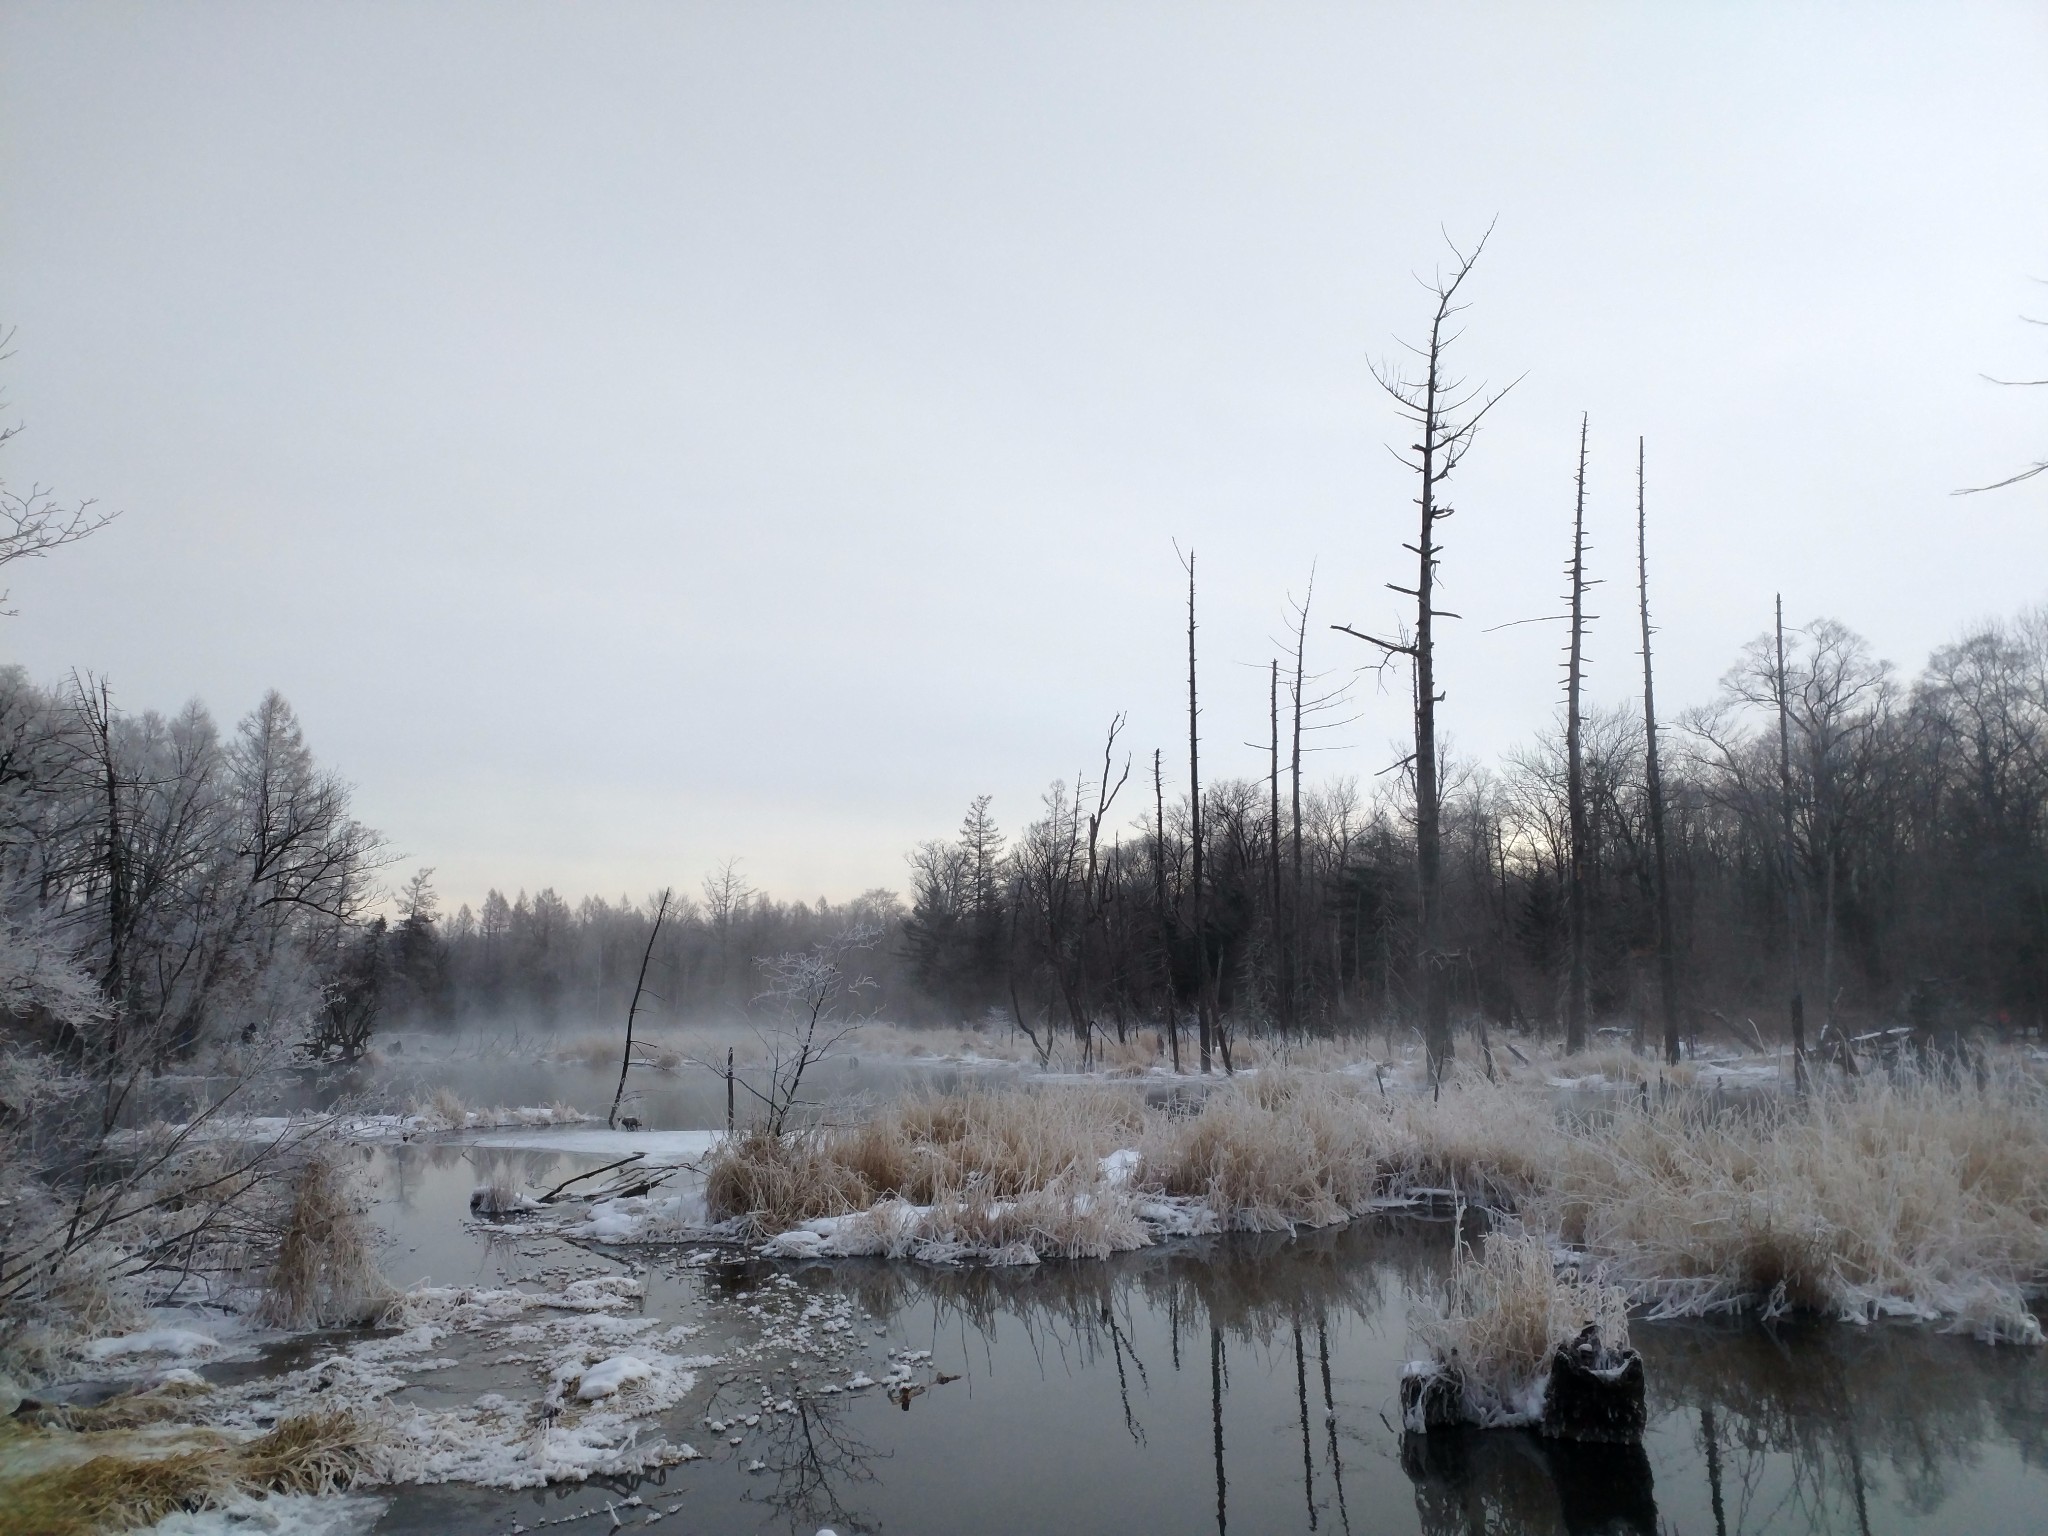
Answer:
1399, 1360, 1470, 1433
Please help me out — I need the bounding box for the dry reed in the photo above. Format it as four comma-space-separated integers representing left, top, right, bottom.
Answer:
0, 1411, 374, 1536
257, 1155, 393, 1330
701, 1056, 2048, 1337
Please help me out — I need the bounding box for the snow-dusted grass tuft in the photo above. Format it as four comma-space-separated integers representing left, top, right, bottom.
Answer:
1409, 1228, 1632, 1428
0, 1409, 375, 1536
706, 1084, 1145, 1231
1539, 1067, 2048, 1341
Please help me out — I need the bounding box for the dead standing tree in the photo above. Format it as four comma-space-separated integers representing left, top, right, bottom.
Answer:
1152, 747, 1182, 1072
1180, 544, 1218, 1072
1562, 415, 1595, 1055
1280, 567, 1355, 1036
1774, 595, 1809, 1087
1636, 439, 1683, 1065
609, 887, 672, 1129
1336, 228, 1518, 1079
1078, 713, 1132, 1059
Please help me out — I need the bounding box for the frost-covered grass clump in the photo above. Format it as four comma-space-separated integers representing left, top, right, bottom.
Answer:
699, 1057, 2048, 1338
1538, 1068, 2048, 1342
1408, 1229, 1632, 1429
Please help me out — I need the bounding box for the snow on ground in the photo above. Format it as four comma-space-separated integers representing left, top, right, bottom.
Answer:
142, 1494, 391, 1536
84, 1325, 229, 1362
168, 1275, 722, 1490
76, 1307, 269, 1374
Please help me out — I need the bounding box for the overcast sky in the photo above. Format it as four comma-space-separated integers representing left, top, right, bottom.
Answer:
3, 3, 2044, 912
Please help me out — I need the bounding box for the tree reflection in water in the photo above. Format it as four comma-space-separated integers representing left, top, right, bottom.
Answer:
696, 1218, 2043, 1536
1402, 1425, 1659, 1535
737, 1391, 886, 1535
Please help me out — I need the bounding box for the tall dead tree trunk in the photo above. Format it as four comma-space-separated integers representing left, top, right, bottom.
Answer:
1154, 747, 1180, 1073
1335, 228, 1516, 1081
1775, 595, 1808, 1084
1564, 414, 1593, 1055
1268, 658, 1284, 1033
1637, 438, 1683, 1065
1289, 581, 1310, 1035
1183, 546, 1213, 1073
1081, 714, 1131, 1057
609, 887, 671, 1130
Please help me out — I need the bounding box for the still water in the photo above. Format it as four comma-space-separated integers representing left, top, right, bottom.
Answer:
318, 1041, 2048, 1536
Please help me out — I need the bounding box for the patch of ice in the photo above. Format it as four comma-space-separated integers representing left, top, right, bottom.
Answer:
1098, 1149, 1142, 1186
1134, 1197, 1219, 1237
759, 1229, 830, 1259
142, 1494, 390, 1536
85, 1327, 223, 1361
576, 1191, 710, 1242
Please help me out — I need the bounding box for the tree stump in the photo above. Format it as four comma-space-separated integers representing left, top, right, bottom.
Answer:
1399, 1359, 1469, 1433
1539, 1324, 1646, 1443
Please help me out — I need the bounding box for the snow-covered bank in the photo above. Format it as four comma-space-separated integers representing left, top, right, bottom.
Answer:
6, 1275, 718, 1511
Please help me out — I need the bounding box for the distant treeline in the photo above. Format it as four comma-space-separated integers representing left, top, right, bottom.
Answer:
401, 600, 2048, 1055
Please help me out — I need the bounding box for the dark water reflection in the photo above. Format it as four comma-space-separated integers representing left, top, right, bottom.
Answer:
364, 1198, 2047, 1536
690, 1228, 2044, 1536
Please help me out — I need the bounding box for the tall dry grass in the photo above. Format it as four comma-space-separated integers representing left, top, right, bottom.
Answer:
257, 1155, 392, 1330
702, 1057, 2048, 1337
705, 1084, 1145, 1231
1537, 1068, 2048, 1340
0, 1410, 374, 1536
1410, 1228, 1633, 1426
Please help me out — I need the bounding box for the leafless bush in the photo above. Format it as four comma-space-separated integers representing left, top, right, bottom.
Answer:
740, 926, 880, 1135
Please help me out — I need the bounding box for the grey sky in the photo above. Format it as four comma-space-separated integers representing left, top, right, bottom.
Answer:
3, 3, 2044, 910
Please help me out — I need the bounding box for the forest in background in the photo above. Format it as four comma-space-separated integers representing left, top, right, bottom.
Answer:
361, 595, 2048, 1064
18, 601, 2035, 1072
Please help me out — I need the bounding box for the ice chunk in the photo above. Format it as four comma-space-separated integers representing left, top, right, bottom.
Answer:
574, 1355, 654, 1401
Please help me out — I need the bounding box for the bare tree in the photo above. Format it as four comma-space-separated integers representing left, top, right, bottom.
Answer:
1152, 747, 1181, 1072
1267, 658, 1284, 1030
1078, 712, 1132, 1057
1562, 416, 1594, 1054
609, 886, 671, 1129
1775, 596, 1809, 1083
1181, 545, 1216, 1072
1636, 439, 1683, 1064
0, 329, 120, 615
1335, 227, 1519, 1077
743, 927, 878, 1136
